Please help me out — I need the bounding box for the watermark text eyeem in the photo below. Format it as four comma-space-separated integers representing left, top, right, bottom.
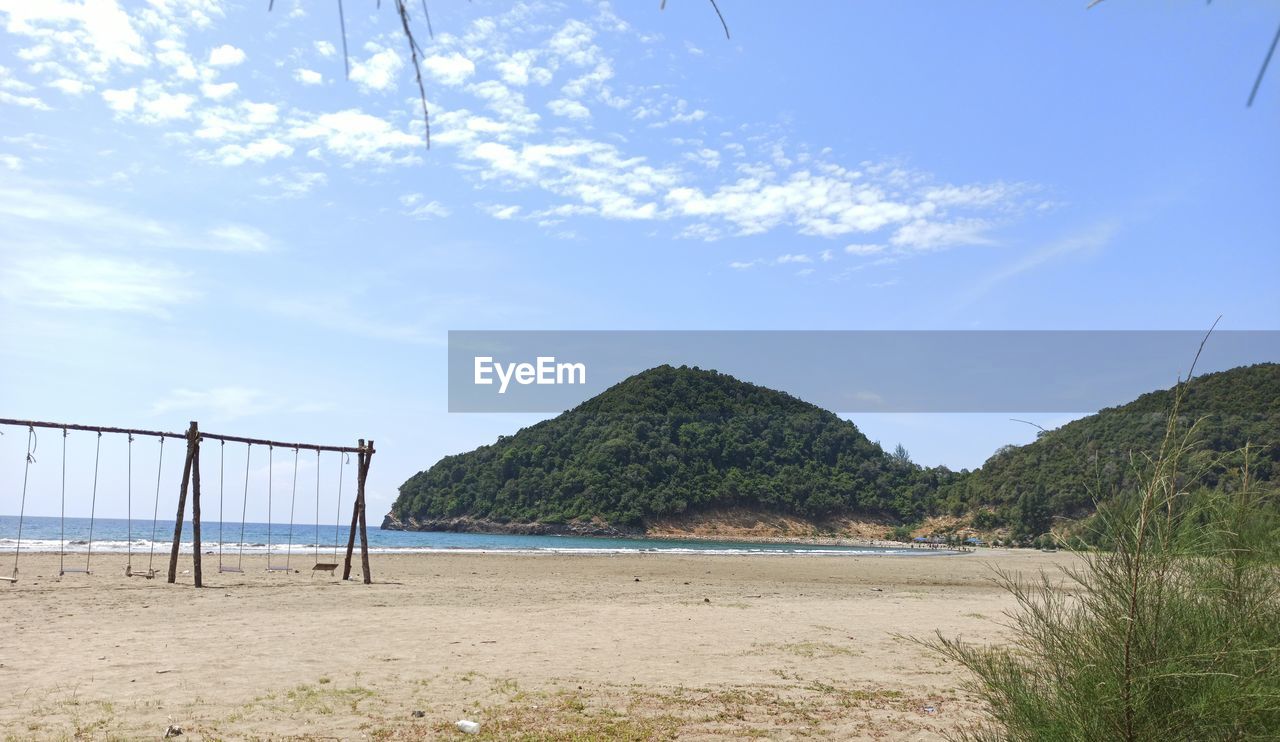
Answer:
474, 356, 587, 394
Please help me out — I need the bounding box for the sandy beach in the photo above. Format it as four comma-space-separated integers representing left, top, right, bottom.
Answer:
0, 549, 1076, 740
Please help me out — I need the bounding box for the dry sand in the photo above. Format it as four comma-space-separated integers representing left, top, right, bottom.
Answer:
0, 549, 1077, 740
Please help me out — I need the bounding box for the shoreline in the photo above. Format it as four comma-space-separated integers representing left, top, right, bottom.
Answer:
4, 527, 980, 555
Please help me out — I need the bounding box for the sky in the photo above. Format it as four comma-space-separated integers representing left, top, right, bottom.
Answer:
1, 1, 1278, 525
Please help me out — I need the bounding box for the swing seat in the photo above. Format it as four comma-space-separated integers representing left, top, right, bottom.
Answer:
311, 562, 339, 575
266, 565, 292, 572
0, 576, 16, 583
218, 566, 244, 574
127, 567, 156, 579
60, 568, 90, 575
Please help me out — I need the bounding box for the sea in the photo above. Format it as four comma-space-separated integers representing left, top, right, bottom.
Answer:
0, 515, 954, 556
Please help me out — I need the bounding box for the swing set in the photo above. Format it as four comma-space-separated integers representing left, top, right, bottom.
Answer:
1, 417, 375, 588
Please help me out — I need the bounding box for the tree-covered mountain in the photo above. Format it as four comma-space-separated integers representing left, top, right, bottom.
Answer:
390, 365, 953, 530
933, 362, 1279, 537
388, 363, 1278, 537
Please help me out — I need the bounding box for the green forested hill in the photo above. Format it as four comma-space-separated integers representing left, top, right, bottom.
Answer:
933, 363, 1279, 533
392, 365, 952, 528
389, 363, 1278, 537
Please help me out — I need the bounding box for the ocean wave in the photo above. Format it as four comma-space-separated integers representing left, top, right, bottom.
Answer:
0, 538, 954, 556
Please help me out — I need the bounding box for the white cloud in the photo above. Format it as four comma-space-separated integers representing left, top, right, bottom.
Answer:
685, 148, 720, 169
241, 101, 278, 125
349, 45, 403, 93
548, 98, 590, 119
401, 199, 450, 220
154, 39, 197, 80
101, 87, 138, 112
845, 243, 885, 256
670, 108, 705, 125
213, 137, 293, 166
49, 77, 91, 95
289, 109, 421, 164
495, 51, 538, 86
0, 1, 148, 77
891, 218, 994, 250
193, 101, 279, 141
962, 221, 1118, 304
0, 183, 277, 254
666, 169, 922, 238
923, 183, 1023, 208
776, 253, 812, 264
0, 253, 194, 315
138, 88, 195, 122
423, 52, 475, 86
0, 1, 1038, 258
200, 80, 238, 100
0, 154, 20, 171
294, 68, 323, 86
0, 89, 51, 110
206, 224, 274, 252
483, 203, 521, 220
207, 44, 246, 67
1, 66, 51, 108
257, 170, 327, 199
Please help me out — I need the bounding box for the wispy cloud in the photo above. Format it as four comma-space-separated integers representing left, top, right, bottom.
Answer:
0, 183, 276, 253
0, 253, 195, 315
399, 193, 451, 220
961, 220, 1119, 305
0, 1, 1041, 258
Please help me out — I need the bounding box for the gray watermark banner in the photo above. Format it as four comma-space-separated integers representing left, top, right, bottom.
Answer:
448, 330, 1280, 413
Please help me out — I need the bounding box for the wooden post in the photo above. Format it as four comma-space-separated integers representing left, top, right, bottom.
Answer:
342, 439, 364, 581
191, 435, 203, 588
167, 421, 198, 584
358, 440, 374, 584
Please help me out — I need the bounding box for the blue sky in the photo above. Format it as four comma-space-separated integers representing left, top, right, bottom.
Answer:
1, 1, 1277, 524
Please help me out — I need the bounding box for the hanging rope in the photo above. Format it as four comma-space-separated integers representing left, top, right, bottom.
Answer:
146, 437, 165, 573
285, 447, 299, 570
217, 440, 226, 573
9, 426, 36, 583
266, 444, 275, 570
58, 428, 66, 576
83, 430, 102, 573
314, 449, 321, 564
237, 443, 250, 570
334, 451, 347, 560
126, 434, 134, 572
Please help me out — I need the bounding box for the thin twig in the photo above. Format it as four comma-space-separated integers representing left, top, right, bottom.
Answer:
338, 0, 350, 80
1247, 21, 1280, 107
396, 0, 431, 148
708, 0, 730, 39
421, 0, 435, 39
661, 0, 730, 39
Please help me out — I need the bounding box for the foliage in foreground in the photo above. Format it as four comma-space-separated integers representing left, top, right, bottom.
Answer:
927, 369, 1280, 740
